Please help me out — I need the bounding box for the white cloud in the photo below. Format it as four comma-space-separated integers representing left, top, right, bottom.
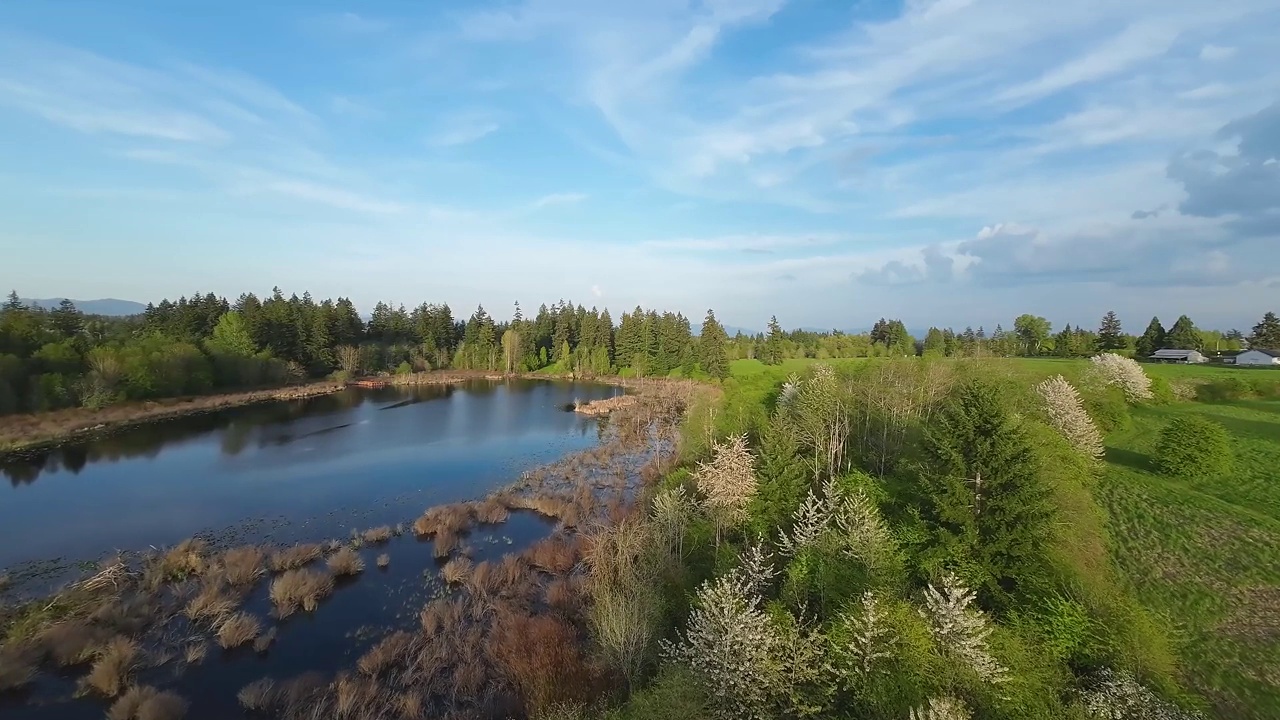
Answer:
427, 118, 500, 147
1200, 44, 1237, 61
642, 233, 845, 253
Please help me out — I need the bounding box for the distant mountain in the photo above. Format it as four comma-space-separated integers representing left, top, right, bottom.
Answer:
22, 298, 147, 316
723, 325, 761, 337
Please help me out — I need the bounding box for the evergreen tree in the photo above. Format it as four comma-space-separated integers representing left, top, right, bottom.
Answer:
50, 299, 83, 339
922, 327, 946, 356
1096, 310, 1125, 351
762, 316, 785, 365
1135, 316, 1167, 357
699, 309, 729, 380
1165, 315, 1202, 350
1249, 311, 1280, 349
917, 379, 1056, 609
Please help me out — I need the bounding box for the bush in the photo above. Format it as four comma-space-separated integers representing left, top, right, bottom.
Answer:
1152, 416, 1232, 478
395, 361, 412, 375
1195, 377, 1253, 403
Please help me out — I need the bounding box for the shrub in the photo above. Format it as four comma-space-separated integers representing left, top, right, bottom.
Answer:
694, 434, 759, 533
1035, 375, 1105, 460
85, 636, 141, 697
217, 612, 262, 649
1152, 416, 1232, 477
1195, 377, 1253, 403
490, 611, 597, 716
396, 361, 412, 375
1087, 354, 1153, 402
327, 547, 365, 576
1079, 669, 1202, 719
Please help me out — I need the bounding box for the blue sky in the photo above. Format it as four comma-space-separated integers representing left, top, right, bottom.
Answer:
1, 0, 1277, 332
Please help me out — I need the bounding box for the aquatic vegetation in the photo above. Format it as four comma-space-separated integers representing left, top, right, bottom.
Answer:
361, 526, 393, 544
327, 547, 365, 576
238, 678, 277, 711
269, 569, 334, 617
441, 557, 473, 585
525, 535, 579, 574
183, 643, 206, 665
489, 609, 597, 716
376, 553, 390, 568
216, 612, 262, 649
474, 496, 511, 524
84, 636, 142, 697
253, 627, 277, 654
107, 686, 189, 720
433, 529, 460, 559
184, 579, 238, 625
221, 546, 267, 586
413, 502, 474, 537
0, 644, 38, 691
154, 539, 207, 582
357, 630, 416, 677
269, 543, 324, 572
40, 620, 109, 666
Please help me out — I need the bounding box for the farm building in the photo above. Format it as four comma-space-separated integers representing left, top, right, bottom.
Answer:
1229, 349, 1280, 366
1150, 349, 1208, 364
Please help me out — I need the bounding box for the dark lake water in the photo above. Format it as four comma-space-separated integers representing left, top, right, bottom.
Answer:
0, 379, 620, 573
1, 379, 627, 720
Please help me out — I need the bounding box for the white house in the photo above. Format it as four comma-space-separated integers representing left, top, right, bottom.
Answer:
1150, 349, 1208, 364
1232, 349, 1280, 366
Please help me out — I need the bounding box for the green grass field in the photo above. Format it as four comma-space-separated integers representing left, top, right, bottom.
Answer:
726, 356, 1280, 717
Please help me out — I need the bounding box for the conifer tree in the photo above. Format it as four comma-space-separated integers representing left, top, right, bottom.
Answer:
763, 316, 785, 365
1165, 315, 1202, 350
1135, 316, 1166, 357
1096, 310, 1125, 351
917, 379, 1055, 609
1249, 311, 1280, 349
699, 309, 729, 380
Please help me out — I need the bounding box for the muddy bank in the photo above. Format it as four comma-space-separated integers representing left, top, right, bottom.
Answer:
572, 395, 638, 416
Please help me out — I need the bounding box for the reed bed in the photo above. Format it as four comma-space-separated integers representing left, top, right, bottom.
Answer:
376, 553, 390, 568
441, 557, 473, 586
326, 547, 365, 577
269, 569, 334, 617
216, 612, 261, 649
269, 543, 324, 572
413, 503, 474, 538
84, 636, 141, 697
221, 546, 267, 586
361, 526, 393, 544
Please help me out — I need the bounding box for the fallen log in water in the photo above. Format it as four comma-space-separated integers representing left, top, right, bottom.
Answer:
572, 395, 637, 416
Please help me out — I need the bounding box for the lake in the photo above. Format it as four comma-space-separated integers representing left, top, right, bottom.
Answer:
0, 379, 630, 720
0, 379, 621, 575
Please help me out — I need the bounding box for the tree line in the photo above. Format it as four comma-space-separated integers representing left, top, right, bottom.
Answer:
0, 290, 732, 415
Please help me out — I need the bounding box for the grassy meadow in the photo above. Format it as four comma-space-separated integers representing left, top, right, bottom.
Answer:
722, 355, 1280, 718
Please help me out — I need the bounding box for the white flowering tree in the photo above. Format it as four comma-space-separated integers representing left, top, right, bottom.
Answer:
694, 434, 758, 541
1080, 669, 1204, 719
1036, 375, 1105, 460
1087, 353, 1154, 402
909, 696, 972, 720
836, 591, 898, 679
778, 476, 896, 572
920, 573, 1008, 685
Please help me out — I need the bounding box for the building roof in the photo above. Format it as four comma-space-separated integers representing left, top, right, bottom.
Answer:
1151, 349, 1202, 358
1239, 348, 1280, 358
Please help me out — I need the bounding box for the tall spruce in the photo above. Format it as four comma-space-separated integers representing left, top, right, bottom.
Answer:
1096, 310, 1125, 351
917, 379, 1056, 609
1249, 311, 1280, 349
699, 309, 729, 380
1135, 317, 1167, 358
1165, 315, 1202, 351
763, 316, 785, 365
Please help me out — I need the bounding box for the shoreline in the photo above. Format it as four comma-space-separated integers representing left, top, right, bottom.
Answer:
0, 371, 658, 458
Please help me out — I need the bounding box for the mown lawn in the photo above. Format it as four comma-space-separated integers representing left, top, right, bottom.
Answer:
1099, 400, 1280, 719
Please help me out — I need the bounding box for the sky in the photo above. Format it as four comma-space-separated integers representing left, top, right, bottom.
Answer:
0, 0, 1277, 333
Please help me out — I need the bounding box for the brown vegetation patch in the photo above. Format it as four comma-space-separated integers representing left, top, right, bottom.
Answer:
376, 553, 390, 568
217, 612, 262, 649
474, 497, 511, 525
420, 597, 467, 636
253, 627, 277, 654
327, 547, 365, 576
525, 535, 580, 575
221, 546, 267, 586
488, 610, 597, 716
357, 630, 417, 677
107, 686, 189, 720
270, 543, 324, 572
361, 526, 393, 544
85, 636, 141, 697
183, 643, 206, 666
544, 577, 582, 614
0, 644, 38, 692
413, 503, 474, 537
434, 530, 460, 559
40, 620, 110, 666
269, 569, 334, 617
184, 578, 239, 625
442, 557, 474, 586
573, 395, 637, 416
157, 539, 207, 581
238, 678, 277, 711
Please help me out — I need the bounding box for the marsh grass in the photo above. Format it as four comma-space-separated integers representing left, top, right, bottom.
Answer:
434, 530, 460, 559
184, 577, 238, 625
489, 609, 597, 715
107, 686, 188, 720
221, 546, 267, 586
357, 630, 416, 677
40, 619, 109, 666
216, 612, 262, 649
361, 526, 393, 544
269, 569, 334, 617
156, 539, 207, 582
253, 626, 277, 654
525, 535, 580, 575
376, 553, 390, 569
441, 558, 473, 586
327, 547, 365, 577
183, 643, 206, 666
269, 543, 324, 573
84, 636, 141, 697
474, 497, 511, 524
0, 644, 38, 691
238, 678, 277, 711
414, 503, 474, 538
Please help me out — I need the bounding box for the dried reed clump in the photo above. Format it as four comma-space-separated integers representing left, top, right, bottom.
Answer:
544, 577, 581, 614
183, 643, 206, 666
108, 686, 189, 720
253, 627, 278, 654
269, 543, 324, 572
413, 503, 474, 537
185, 579, 239, 625
474, 497, 511, 524
361, 526, 393, 544
433, 530, 460, 559
1035, 375, 1106, 460
357, 630, 416, 677
41, 620, 109, 666
1087, 353, 1154, 402
269, 569, 334, 617
489, 610, 595, 716
85, 636, 141, 697
222, 546, 267, 586
376, 553, 390, 568
441, 557, 474, 586
419, 597, 467, 635
525, 535, 579, 575
327, 547, 365, 577
238, 678, 278, 711
217, 612, 262, 649
0, 645, 38, 692
505, 494, 577, 521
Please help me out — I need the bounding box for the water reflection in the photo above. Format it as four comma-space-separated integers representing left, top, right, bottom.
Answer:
0, 380, 620, 570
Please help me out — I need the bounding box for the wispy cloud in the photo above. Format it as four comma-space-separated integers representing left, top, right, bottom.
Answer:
427, 119, 500, 147
530, 192, 586, 208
